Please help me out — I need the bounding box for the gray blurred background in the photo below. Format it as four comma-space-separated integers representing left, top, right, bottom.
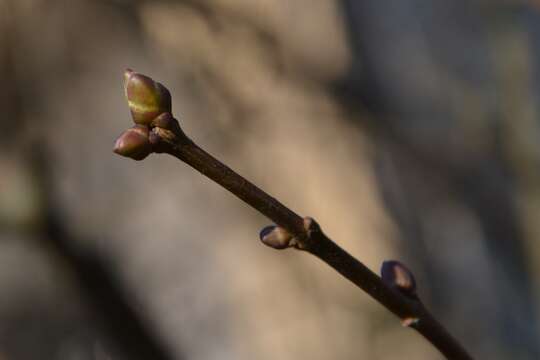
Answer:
1, 0, 540, 359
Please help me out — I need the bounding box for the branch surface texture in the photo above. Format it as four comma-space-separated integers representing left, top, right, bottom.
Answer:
114, 69, 474, 360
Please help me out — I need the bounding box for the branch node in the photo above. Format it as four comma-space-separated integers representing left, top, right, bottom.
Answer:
292, 216, 321, 250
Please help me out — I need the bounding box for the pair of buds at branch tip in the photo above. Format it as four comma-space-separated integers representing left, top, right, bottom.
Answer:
114, 69, 178, 160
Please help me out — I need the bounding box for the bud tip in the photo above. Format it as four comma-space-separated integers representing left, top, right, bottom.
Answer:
124, 68, 134, 85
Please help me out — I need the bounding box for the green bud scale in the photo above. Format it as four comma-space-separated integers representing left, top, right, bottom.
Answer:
124, 69, 171, 126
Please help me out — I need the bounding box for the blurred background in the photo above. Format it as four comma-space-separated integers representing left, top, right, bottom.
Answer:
1, 0, 540, 359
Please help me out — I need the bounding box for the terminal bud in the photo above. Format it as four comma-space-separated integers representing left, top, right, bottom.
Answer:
124, 69, 172, 126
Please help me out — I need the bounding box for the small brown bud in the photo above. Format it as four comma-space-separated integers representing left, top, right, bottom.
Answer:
259, 225, 293, 249
124, 69, 172, 126
113, 125, 152, 161
381, 260, 417, 297
151, 112, 175, 129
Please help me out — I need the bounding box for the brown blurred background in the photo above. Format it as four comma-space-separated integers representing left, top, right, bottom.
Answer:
2, 0, 540, 359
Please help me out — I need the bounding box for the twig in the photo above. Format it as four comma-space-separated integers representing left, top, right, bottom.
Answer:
114, 70, 474, 359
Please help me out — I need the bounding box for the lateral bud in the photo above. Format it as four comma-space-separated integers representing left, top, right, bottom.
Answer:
151, 112, 184, 138
151, 112, 175, 129
259, 225, 294, 249
124, 69, 172, 126
113, 125, 152, 161
381, 260, 417, 298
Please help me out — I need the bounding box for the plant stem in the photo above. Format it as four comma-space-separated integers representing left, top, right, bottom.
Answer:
154, 124, 473, 360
